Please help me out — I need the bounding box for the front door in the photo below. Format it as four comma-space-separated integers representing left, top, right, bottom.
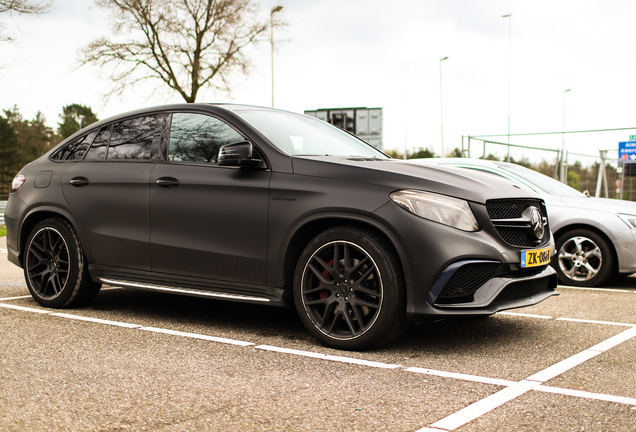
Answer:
149, 112, 270, 285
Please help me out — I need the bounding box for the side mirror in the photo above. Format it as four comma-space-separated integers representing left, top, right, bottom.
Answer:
218, 141, 262, 167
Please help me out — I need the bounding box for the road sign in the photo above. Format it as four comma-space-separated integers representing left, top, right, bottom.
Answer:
618, 141, 636, 161
630, 135, 636, 140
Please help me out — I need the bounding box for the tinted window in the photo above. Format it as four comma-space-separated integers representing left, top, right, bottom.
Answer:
84, 126, 111, 160
107, 115, 158, 160
169, 113, 244, 163
52, 131, 97, 161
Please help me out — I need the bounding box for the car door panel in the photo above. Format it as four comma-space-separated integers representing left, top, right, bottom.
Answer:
62, 162, 154, 270
149, 164, 270, 284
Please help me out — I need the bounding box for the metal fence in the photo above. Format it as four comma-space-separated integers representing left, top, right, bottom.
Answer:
461, 137, 629, 199
0, 200, 6, 225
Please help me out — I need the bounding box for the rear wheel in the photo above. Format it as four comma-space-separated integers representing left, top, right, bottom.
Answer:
24, 218, 101, 308
554, 228, 614, 287
293, 226, 407, 350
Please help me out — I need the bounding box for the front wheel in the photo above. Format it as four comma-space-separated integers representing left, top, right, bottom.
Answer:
553, 228, 614, 287
293, 226, 407, 350
24, 218, 101, 308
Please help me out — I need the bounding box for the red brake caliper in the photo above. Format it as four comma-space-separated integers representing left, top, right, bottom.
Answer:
319, 259, 334, 299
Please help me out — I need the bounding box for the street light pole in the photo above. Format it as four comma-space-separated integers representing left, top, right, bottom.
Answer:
439, 56, 448, 157
502, 14, 511, 161
561, 88, 571, 182
270, 5, 283, 108
402, 62, 414, 160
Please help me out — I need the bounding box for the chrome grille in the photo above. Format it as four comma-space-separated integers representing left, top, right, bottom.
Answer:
486, 199, 550, 247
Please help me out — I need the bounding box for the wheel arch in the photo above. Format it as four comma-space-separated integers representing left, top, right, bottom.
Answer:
552, 223, 619, 275
17, 207, 91, 267
279, 213, 414, 311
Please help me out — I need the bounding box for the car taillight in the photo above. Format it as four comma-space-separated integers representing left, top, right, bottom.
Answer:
11, 173, 26, 192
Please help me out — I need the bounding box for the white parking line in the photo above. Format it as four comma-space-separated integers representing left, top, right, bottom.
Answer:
558, 285, 633, 293
0, 295, 32, 301
256, 345, 402, 369
426, 325, 636, 431
1, 298, 636, 430
525, 350, 602, 383
430, 380, 542, 431
0, 303, 52, 314
557, 317, 635, 327
498, 311, 552, 319
536, 385, 636, 406
141, 327, 254, 346
406, 367, 515, 387
50, 312, 142, 328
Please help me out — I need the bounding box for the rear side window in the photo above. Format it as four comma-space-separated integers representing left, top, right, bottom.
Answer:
84, 126, 111, 160
82, 113, 168, 161
51, 131, 97, 161
107, 115, 159, 160
168, 113, 244, 164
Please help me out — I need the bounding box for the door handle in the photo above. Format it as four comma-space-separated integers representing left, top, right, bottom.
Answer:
70, 177, 89, 187
156, 177, 180, 188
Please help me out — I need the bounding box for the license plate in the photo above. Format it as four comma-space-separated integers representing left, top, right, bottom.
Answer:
521, 247, 551, 268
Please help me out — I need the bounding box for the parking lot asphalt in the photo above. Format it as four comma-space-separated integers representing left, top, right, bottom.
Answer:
2, 238, 636, 431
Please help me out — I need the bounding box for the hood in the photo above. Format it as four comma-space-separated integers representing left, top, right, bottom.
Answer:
559, 196, 636, 215
291, 156, 543, 204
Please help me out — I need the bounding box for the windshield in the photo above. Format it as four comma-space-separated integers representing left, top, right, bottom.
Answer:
235, 109, 388, 158
501, 163, 586, 197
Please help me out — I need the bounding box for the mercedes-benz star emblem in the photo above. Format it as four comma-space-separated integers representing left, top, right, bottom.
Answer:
530, 207, 544, 240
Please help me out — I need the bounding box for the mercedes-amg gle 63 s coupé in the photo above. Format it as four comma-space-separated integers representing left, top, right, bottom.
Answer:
5, 104, 558, 350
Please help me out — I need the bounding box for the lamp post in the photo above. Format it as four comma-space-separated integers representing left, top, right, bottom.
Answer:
439, 56, 448, 157
502, 14, 511, 161
561, 88, 571, 182
402, 62, 414, 160
270, 5, 283, 108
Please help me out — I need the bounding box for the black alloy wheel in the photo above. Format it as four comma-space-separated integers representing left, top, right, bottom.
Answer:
554, 228, 614, 287
24, 218, 101, 308
294, 226, 407, 350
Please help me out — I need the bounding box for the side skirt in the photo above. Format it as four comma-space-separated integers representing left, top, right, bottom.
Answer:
90, 265, 288, 307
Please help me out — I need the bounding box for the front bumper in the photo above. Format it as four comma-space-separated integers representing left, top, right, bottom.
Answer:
411, 262, 558, 321
373, 198, 558, 321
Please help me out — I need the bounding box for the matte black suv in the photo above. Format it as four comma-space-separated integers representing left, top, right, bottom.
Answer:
5, 104, 558, 350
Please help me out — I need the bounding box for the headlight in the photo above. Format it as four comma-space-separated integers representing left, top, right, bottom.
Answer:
390, 190, 480, 232
11, 173, 25, 192
617, 213, 636, 229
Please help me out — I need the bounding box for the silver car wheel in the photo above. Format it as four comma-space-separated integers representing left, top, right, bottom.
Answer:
557, 236, 602, 282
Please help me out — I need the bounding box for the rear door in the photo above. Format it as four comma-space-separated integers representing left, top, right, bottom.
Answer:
62, 114, 168, 270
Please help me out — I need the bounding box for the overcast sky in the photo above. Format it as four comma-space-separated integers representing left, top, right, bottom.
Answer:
2, 0, 635, 160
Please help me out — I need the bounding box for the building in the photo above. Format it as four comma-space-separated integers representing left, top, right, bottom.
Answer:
304, 107, 383, 150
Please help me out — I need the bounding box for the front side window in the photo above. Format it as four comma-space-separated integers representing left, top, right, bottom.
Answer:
168, 113, 245, 163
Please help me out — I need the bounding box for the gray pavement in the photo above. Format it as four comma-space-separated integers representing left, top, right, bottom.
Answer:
2, 237, 636, 431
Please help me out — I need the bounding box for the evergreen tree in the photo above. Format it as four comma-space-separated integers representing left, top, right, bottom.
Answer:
58, 104, 99, 139
0, 116, 20, 197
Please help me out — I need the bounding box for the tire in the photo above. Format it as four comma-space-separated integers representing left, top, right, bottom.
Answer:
24, 218, 101, 308
293, 226, 408, 350
553, 228, 614, 287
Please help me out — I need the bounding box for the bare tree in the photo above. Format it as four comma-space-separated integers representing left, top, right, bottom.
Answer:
0, 0, 54, 42
80, 0, 285, 103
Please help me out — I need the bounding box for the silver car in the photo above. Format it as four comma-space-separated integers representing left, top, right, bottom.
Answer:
412, 158, 636, 287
